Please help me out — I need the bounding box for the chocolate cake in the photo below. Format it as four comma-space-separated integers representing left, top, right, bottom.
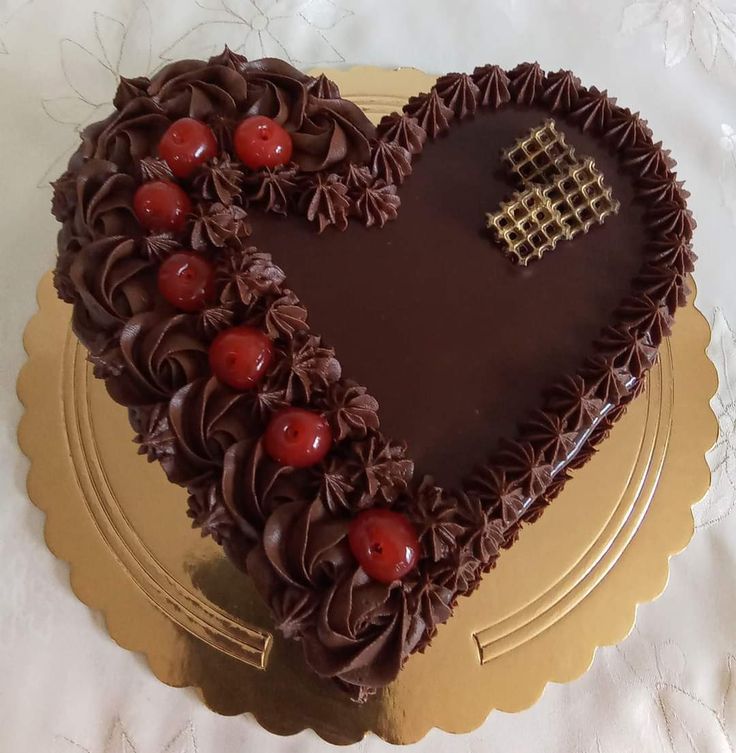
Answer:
51, 49, 695, 700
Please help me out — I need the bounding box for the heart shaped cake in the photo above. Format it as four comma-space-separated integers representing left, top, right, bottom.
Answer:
51, 49, 695, 701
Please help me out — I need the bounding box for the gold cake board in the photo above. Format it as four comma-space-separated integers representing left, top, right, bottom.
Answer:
17, 67, 718, 745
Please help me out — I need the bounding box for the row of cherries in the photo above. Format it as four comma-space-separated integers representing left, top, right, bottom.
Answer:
133, 113, 419, 584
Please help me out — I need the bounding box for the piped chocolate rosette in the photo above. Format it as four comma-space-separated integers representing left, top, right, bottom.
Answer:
52, 50, 695, 701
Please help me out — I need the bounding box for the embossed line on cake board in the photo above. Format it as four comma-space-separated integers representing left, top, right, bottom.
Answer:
64, 336, 272, 670
471, 347, 675, 665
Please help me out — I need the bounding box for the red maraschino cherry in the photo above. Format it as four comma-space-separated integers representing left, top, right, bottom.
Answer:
159, 117, 217, 178
263, 408, 332, 468
209, 326, 274, 390
234, 115, 293, 170
348, 508, 419, 584
157, 251, 215, 312
133, 181, 192, 233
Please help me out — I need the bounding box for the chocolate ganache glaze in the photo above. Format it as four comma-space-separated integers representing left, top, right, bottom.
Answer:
51, 51, 695, 700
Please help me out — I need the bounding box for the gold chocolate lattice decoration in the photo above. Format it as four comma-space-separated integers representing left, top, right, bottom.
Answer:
485, 186, 568, 266
501, 119, 578, 184
546, 156, 620, 239
489, 120, 620, 266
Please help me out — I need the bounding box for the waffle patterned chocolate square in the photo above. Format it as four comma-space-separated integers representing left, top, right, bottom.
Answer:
485, 186, 569, 266
502, 119, 578, 185
545, 156, 620, 238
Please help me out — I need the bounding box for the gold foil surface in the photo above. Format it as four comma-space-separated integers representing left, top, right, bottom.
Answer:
17, 67, 718, 745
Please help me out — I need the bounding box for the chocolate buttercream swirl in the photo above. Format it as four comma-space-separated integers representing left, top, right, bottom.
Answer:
208, 46, 249, 73
455, 491, 508, 565
113, 75, 151, 110
250, 497, 351, 591
423, 539, 483, 598
544, 375, 606, 431
596, 325, 658, 378
618, 293, 674, 345
88, 347, 126, 380
635, 263, 690, 314
354, 180, 401, 228
403, 89, 454, 139
130, 402, 175, 462
604, 107, 652, 150
313, 455, 357, 514
197, 304, 235, 338
186, 477, 237, 545
81, 98, 169, 172
646, 200, 696, 240
370, 140, 411, 185
244, 165, 298, 215
216, 246, 286, 306
222, 438, 304, 538
162, 376, 255, 485
271, 332, 342, 402
54, 224, 81, 302
343, 164, 373, 192
263, 290, 309, 339
193, 153, 244, 205
471, 64, 511, 109
138, 157, 174, 182
404, 568, 454, 647
191, 202, 251, 251
69, 158, 139, 241
582, 355, 633, 404
636, 173, 689, 205
435, 72, 480, 119
105, 311, 210, 406
376, 112, 427, 155
322, 380, 380, 441
51, 171, 78, 223
464, 465, 526, 526
149, 60, 248, 120
622, 141, 676, 178
347, 435, 414, 505
520, 410, 578, 467
646, 234, 696, 275
412, 478, 465, 562
291, 96, 375, 173
241, 57, 311, 126
542, 69, 581, 113
299, 173, 351, 233
309, 73, 341, 100
247, 379, 289, 423
508, 62, 544, 105
536, 469, 572, 507
300, 567, 417, 689
69, 236, 156, 354
235, 57, 375, 172
496, 439, 554, 499
569, 86, 615, 132
141, 234, 179, 261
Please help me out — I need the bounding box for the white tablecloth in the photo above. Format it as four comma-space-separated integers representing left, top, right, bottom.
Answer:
2, 1, 735, 750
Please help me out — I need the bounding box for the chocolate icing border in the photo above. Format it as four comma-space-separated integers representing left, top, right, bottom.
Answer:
51, 53, 695, 700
